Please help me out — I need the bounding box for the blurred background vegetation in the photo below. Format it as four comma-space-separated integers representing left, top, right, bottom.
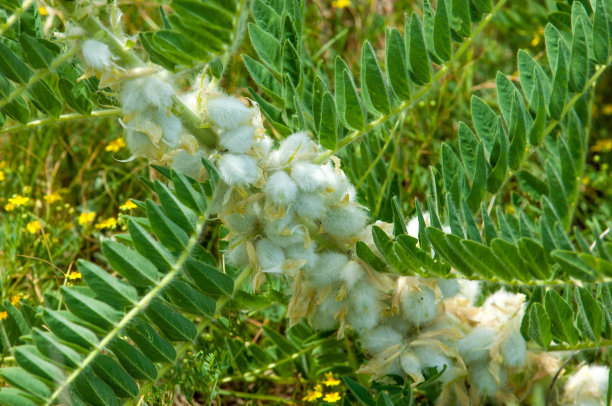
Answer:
0, 0, 611, 404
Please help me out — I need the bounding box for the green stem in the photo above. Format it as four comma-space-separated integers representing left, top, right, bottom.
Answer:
313, 0, 508, 164
530, 338, 612, 352
45, 213, 210, 405
220, 341, 319, 384
216, 390, 294, 403
130, 265, 253, 405
0, 109, 122, 134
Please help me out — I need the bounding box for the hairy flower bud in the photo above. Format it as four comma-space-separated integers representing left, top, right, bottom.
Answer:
255, 238, 285, 273
264, 171, 298, 205
400, 286, 437, 326
82, 39, 112, 71
220, 125, 255, 154
217, 154, 258, 186
207, 96, 252, 130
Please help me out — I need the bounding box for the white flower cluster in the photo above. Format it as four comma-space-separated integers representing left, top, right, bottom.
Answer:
87, 49, 608, 404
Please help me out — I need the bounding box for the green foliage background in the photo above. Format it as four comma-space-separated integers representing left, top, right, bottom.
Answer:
0, 0, 611, 404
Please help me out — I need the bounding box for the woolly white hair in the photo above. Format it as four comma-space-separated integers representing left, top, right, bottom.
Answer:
346, 282, 380, 331
437, 278, 459, 298
457, 279, 481, 304
294, 192, 327, 219
361, 326, 403, 355
306, 251, 347, 286
217, 153, 258, 186
413, 346, 457, 383
255, 238, 285, 273
120, 77, 174, 114
278, 132, 317, 164
321, 205, 368, 240
207, 96, 252, 130
290, 162, 327, 192
501, 331, 527, 369
400, 286, 437, 326
253, 134, 273, 159
469, 362, 500, 396
263, 214, 307, 247
169, 150, 206, 180
125, 131, 159, 159
284, 242, 317, 264
340, 261, 365, 290
224, 212, 257, 234
563, 365, 610, 406
400, 350, 422, 377
220, 125, 255, 154
225, 241, 249, 266
264, 171, 298, 205
457, 327, 496, 365
152, 110, 182, 148
82, 39, 112, 71
310, 295, 345, 331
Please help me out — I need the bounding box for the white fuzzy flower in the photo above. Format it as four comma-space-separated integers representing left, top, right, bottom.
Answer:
310, 295, 345, 331
278, 132, 317, 164
340, 261, 365, 290
346, 282, 380, 331
321, 205, 368, 240
284, 242, 317, 266
82, 39, 112, 71
168, 150, 206, 180
437, 278, 459, 298
400, 286, 437, 326
501, 331, 527, 369
224, 212, 257, 234
469, 362, 501, 396
120, 77, 175, 114
126, 131, 160, 159
264, 171, 298, 205
220, 125, 255, 153
264, 214, 307, 247
400, 351, 422, 377
295, 192, 327, 219
413, 346, 454, 380
253, 134, 274, 159
458, 279, 481, 303
457, 327, 496, 365
207, 96, 252, 130
225, 241, 249, 266
291, 162, 327, 192
361, 326, 403, 355
306, 252, 346, 287
153, 110, 182, 148
217, 154, 258, 186
563, 365, 610, 406
255, 238, 285, 273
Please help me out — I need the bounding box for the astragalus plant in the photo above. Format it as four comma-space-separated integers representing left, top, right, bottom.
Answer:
0, 0, 611, 404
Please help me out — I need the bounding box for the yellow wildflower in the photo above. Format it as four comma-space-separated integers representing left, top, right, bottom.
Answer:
119, 200, 137, 211
78, 211, 95, 225
332, 0, 350, 8
11, 294, 21, 306
67, 271, 82, 280
531, 33, 540, 47
0, 161, 5, 169
4, 203, 14, 211
592, 139, 612, 153
95, 217, 117, 230
302, 389, 323, 402
323, 392, 342, 403
0, 170, 4, 181
322, 372, 341, 387
44, 192, 62, 205
8, 195, 29, 207
0, 311, 7, 321
26, 220, 41, 234
105, 138, 126, 152
38, 6, 48, 15
602, 104, 612, 116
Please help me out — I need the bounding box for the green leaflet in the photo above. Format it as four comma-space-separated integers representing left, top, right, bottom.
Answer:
92, 355, 139, 399
385, 28, 411, 101
545, 290, 580, 345
361, 40, 391, 115
527, 303, 551, 349
407, 13, 431, 85
108, 339, 158, 381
